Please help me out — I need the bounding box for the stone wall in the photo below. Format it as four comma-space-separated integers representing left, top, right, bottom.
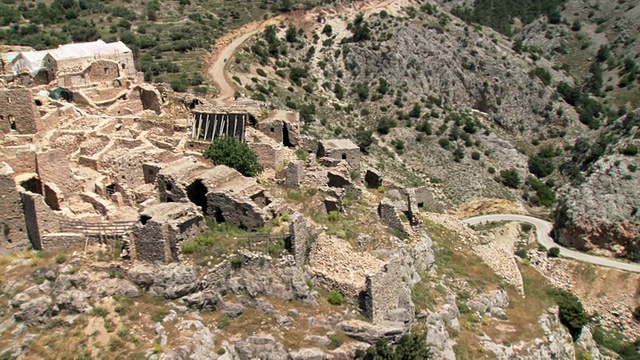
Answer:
284, 161, 303, 188
0, 88, 38, 134
318, 140, 361, 168
37, 149, 80, 197
86, 60, 120, 83
288, 212, 316, 266
378, 199, 410, 238
1, 146, 36, 174
207, 192, 270, 230
0, 163, 30, 254
41, 233, 85, 251
362, 257, 406, 323
133, 203, 205, 263
20, 190, 62, 250
133, 220, 169, 263
256, 119, 284, 144
248, 143, 286, 169
412, 186, 446, 213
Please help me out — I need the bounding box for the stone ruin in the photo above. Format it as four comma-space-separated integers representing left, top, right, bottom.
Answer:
155, 157, 287, 231
317, 139, 361, 168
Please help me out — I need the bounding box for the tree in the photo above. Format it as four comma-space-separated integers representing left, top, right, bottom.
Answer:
377, 117, 397, 135
500, 168, 521, 188
528, 155, 555, 178
548, 288, 589, 340
203, 137, 263, 177
356, 333, 430, 359
355, 129, 374, 154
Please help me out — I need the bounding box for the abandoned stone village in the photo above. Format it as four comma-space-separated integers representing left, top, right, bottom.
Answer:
0, 39, 450, 337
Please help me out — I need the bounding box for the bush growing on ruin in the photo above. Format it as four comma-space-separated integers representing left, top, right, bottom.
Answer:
327, 290, 344, 305
203, 137, 263, 177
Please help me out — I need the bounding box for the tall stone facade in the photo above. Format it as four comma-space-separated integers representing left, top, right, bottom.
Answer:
0, 163, 30, 254
0, 88, 38, 134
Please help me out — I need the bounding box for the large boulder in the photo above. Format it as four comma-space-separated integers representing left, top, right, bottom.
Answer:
148, 264, 199, 299
234, 334, 288, 360
336, 320, 406, 344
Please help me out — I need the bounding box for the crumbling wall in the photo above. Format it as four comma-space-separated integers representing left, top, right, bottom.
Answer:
207, 192, 270, 230
0, 88, 38, 134
86, 60, 120, 83
248, 143, 286, 169
137, 85, 162, 115
20, 190, 62, 250
378, 199, 410, 238
362, 257, 409, 323
133, 203, 205, 263
288, 212, 316, 266
256, 119, 284, 144
0, 163, 30, 254
412, 186, 446, 212
36, 149, 80, 197
41, 233, 85, 251
284, 160, 303, 188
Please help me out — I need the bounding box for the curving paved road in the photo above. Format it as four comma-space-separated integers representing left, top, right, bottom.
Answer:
463, 214, 640, 273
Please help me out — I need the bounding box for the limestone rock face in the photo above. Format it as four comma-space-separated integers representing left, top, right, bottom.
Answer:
234, 334, 288, 360
147, 264, 200, 299
554, 114, 640, 261
336, 319, 406, 344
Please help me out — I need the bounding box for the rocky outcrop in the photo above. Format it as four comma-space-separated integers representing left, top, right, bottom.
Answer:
555, 113, 640, 261
128, 263, 199, 299
234, 334, 288, 360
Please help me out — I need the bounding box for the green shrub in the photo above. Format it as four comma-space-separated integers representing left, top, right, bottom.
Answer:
92, 307, 109, 318
231, 255, 243, 269
621, 144, 639, 156
217, 317, 231, 329
515, 248, 529, 259
328, 211, 340, 222
54, 255, 66, 264
216, 348, 226, 355
500, 169, 521, 188
634, 306, 640, 322
181, 242, 196, 254
471, 151, 481, 160
548, 247, 560, 257
203, 136, 263, 177
327, 290, 344, 305
377, 116, 397, 135
548, 288, 589, 340
256, 68, 267, 77
294, 149, 309, 161
151, 310, 168, 322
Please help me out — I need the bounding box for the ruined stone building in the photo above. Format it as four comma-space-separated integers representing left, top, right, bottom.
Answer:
317, 139, 361, 168
0, 87, 39, 134
155, 157, 286, 231
1, 40, 136, 87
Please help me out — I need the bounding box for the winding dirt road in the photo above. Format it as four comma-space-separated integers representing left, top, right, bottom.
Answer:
463, 214, 640, 273
205, 0, 406, 100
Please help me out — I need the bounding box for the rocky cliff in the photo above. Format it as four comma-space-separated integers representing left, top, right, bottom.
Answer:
555, 111, 640, 260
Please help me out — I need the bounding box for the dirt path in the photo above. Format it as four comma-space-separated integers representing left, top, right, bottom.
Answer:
204, 0, 409, 101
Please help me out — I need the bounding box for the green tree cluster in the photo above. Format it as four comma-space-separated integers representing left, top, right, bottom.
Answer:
548, 288, 589, 340
203, 137, 263, 177
356, 333, 430, 359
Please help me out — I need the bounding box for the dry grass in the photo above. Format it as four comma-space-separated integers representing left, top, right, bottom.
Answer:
481, 263, 554, 343
424, 218, 502, 293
